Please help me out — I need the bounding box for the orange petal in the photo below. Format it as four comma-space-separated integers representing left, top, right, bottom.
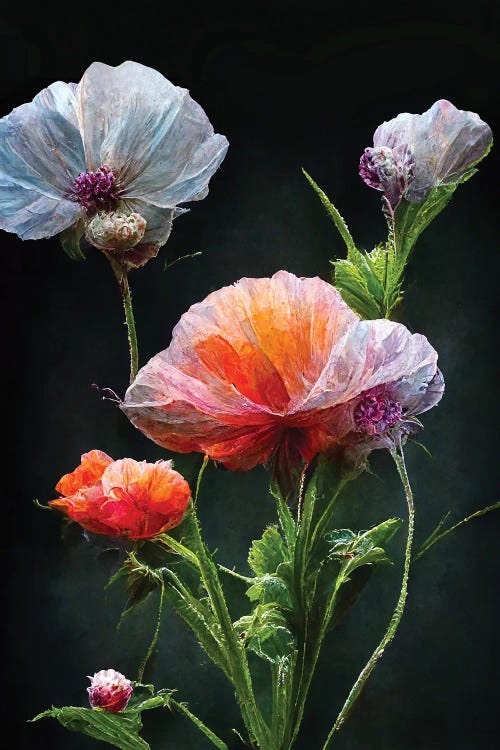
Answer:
55, 450, 113, 497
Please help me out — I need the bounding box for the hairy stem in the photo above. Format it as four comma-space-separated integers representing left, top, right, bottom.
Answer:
136, 581, 165, 683
321, 447, 414, 749
106, 253, 139, 383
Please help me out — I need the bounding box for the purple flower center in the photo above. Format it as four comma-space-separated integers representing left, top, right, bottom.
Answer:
71, 165, 117, 211
353, 391, 402, 435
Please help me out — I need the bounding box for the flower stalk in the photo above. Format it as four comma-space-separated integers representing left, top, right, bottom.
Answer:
321, 447, 415, 748
105, 253, 139, 383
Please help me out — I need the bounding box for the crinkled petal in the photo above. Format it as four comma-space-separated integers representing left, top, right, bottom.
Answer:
0, 80, 84, 195
122, 272, 443, 472
373, 100, 492, 203
392, 366, 445, 416
165, 271, 358, 409
78, 61, 228, 208
0, 177, 81, 239
0, 80, 85, 238
55, 449, 114, 496
297, 318, 439, 412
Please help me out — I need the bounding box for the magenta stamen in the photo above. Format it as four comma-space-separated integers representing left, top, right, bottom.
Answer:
354, 390, 402, 436
71, 165, 117, 211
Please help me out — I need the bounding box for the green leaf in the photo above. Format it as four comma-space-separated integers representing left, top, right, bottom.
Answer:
59, 221, 86, 261
246, 573, 292, 609
164, 568, 232, 679
31, 698, 166, 750
234, 603, 295, 664
325, 518, 402, 576
302, 169, 357, 255
394, 184, 458, 269
332, 240, 404, 319
106, 553, 164, 621
358, 517, 403, 548
332, 257, 384, 319
248, 526, 287, 576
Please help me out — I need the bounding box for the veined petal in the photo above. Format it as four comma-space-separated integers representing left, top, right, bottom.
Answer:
0, 176, 80, 239
303, 319, 438, 411
0, 80, 85, 239
122, 272, 443, 473
373, 100, 492, 203
78, 61, 228, 207
0, 80, 85, 197
407, 99, 492, 202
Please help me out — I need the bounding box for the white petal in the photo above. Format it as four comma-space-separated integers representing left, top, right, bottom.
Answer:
0, 175, 80, 239
0, 80, 85, 197
78, 61, 228, 207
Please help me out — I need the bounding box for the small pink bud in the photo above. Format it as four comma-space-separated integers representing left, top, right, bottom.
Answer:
87, 669, 133, 713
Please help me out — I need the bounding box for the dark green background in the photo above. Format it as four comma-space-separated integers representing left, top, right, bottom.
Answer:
2, 5, 499, 749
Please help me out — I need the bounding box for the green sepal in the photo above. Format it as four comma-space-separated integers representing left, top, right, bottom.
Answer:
59, 220, 86, 261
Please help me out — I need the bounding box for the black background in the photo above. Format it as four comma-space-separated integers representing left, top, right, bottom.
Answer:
2, 4, 499, 749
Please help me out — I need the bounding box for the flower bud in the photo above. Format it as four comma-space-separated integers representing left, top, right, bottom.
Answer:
87, 669, 133, 713
85, 211, 147, 252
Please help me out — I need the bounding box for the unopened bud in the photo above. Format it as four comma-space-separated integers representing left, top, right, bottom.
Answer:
87, 669, 133, 713
85, 211, 147, 252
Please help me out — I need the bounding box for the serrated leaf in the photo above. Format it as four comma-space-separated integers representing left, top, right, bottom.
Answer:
394, 184, 457, 269
59, 221, 86, 261
248, 526, 287, 577
234, 604, 295, 664
31, 697, 167, 750
164, 569, 231, 679
302, 169, 357, 255
106, 553, 164, 621
332, 258, 384, 319
246, 574, 292, 608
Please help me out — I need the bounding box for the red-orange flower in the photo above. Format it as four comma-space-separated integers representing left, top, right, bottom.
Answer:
49, 450, 191, 539
121, 271, 443, 479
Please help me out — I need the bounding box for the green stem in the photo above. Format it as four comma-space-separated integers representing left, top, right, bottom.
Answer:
168, 697, 229, 750
106, 253, 139, 383
321, 448, 414, 749
414, 500, 500, 561
187, 507, 271, 747
136, 580, 165, 683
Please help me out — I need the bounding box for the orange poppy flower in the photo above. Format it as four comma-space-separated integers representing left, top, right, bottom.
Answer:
121, 271, 443, 482
49, 450, 191, 539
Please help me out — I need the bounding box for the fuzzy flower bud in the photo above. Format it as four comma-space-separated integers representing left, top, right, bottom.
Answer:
85, 211, 147, 252
87, 669, 133, 713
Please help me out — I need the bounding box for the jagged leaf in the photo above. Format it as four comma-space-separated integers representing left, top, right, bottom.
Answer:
31, 694, 170, 750
248, 526, 287, 576
106, 553, 164, 620
246, 573, 292, 609
164, 568, 231, 679
394, 183, 458, 269
302, 169, 357, 255
332, 258, 383, 319
234, 604, 295, 664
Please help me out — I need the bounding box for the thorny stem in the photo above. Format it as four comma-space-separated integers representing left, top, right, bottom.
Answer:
105, 253, 139, 383
321, 447, 415, 749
